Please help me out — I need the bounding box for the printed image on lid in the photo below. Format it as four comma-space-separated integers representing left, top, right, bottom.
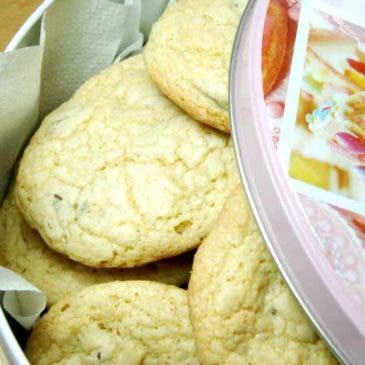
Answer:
266, 0, 365, 310
231, 0, 365, 364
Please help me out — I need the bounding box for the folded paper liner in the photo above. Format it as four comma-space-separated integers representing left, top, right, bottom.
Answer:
0, 0, 173, 330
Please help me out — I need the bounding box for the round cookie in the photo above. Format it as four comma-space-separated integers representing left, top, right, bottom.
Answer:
26, 281, 198, 365
144, 0, 287, 133
0, 188, 193, 306
188, 187, 338, 365
15, 54, 238, 268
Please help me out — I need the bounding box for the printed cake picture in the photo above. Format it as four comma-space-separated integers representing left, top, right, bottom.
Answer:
280, 1, 365, 215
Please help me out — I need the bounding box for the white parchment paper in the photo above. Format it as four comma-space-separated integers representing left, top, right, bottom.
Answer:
0, 46, 43, 200
0, 268, 46, 330
0, 0, 170, 329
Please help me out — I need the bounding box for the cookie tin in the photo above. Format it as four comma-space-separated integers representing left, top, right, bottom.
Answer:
2, 0, 365, 364
230, 1, 365, 364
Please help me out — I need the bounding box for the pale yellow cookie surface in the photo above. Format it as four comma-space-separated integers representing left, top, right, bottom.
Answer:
26, 281, 198, 365
188, 187, 338, 365
144, 0, 249, 133
15, 54, 238, 268
0, 189, 193, 306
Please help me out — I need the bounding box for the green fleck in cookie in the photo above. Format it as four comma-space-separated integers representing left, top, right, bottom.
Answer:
26, 281, 198, 365
15, 54, 238, 268
188, 187, 338, 365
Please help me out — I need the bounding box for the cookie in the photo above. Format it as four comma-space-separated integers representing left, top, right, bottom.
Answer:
188, 187, 338, 365
0, 188, 194, 306
26, 281, 198, 365
15, 54, 238, 268
144, 0, 287, 132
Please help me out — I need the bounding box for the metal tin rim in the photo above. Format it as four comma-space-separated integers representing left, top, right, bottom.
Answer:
229, 1, 365, 364
5, 0, 54, 52
0, 308, 28, 365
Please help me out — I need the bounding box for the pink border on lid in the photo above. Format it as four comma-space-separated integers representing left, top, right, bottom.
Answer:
230, 1, 365, 364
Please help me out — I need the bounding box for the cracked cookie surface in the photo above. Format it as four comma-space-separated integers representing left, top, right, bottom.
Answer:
145, 0, 249, 133
26, 281, 198, 365
188, 187, 338, 365
0, 188, 194, 306
15, 54, 238, 268
145, 0, 288, 133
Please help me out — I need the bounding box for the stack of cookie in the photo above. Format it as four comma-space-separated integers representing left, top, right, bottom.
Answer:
0, 0, 338, 364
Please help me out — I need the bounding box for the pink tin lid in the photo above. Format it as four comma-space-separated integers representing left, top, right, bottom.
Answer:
230, 1, 365, 364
